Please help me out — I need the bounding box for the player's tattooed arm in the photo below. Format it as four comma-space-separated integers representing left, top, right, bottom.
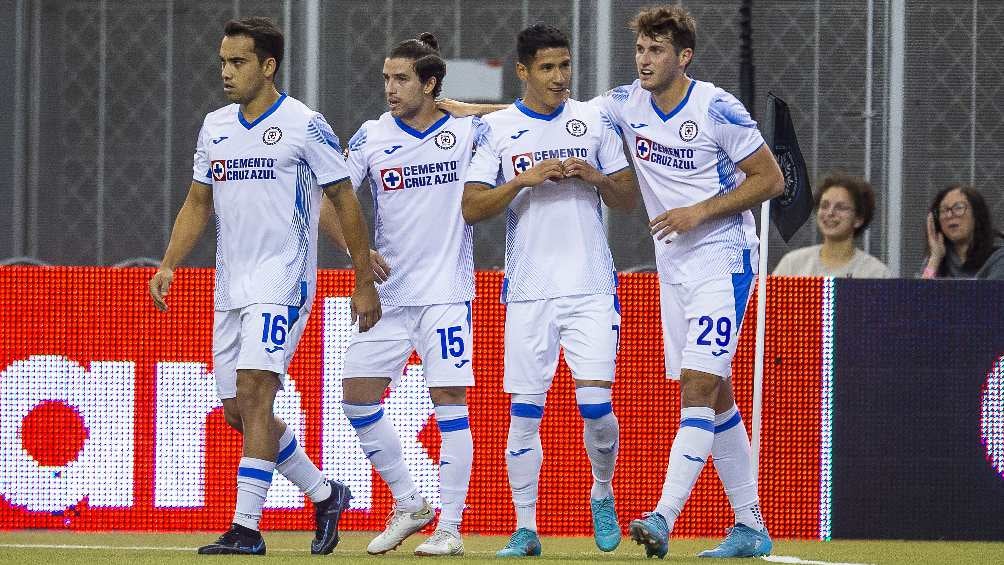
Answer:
319, 196, 390, 283
149, 181, 213, 311
650, 145, 783, 242
323, 179, 382, 331
462, 159, 565, 223
561, 159, 637, 210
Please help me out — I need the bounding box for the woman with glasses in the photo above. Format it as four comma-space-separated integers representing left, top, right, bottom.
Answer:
922, 185, 1004, 279
774, 173, 891, 278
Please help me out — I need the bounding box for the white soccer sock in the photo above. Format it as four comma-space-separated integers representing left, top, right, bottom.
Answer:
434, 404, 473, 536
506, 394, 546, 532
342, 402, 422, 512
654, 406, 715, 534
575, 387, 619, 500
712, 404, 766, 532
275, 424, 331, 503
233, 457, 274, 531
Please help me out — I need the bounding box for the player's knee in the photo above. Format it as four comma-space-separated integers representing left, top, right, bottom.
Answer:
430, 386, 467, 406
342, 377, 389, 405
680, 371, 721, 407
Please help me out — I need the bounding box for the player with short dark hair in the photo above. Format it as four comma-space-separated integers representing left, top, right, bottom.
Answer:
594, 4, 784, 559
149, 16, 381, 556
463, 23, 637, 558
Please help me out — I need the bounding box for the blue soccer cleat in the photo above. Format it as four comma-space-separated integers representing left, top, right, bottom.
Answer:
697, 524, 773, 558
590, 496, 621, 552
196, 523, 266, 555
311, 480, 353, 555
629, 512, 669, 559
496, 527, 542, 558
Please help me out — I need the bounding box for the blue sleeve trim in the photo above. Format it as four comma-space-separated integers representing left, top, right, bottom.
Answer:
237, 466, 274, 483
511, 402, 544, 419
193, 178, 212, 187
735, 141, 766, 166
577, 402, 613, 420
437, 416, 471, 432
604, 165, 632, 177
680, 417, 716, 433
714, 411, 743, 434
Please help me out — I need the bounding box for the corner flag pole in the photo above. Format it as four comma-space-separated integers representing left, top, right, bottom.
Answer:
751, 201, 770, 482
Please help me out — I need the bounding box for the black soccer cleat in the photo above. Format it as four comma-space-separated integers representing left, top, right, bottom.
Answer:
311, 480, 353, 555
197, 523, 266, 555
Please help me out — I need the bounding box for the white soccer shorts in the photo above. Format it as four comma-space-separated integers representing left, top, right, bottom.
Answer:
213, 301, 311, 399
660, 252, 755, 380
503, 293, 621, 394
342, 302, 475, 388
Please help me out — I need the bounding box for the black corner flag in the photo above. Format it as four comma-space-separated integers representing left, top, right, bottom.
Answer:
765, 92, 813, 242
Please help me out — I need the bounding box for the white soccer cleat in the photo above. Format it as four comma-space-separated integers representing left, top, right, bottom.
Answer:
366, 499, 435, 555
414, 529, 465, 557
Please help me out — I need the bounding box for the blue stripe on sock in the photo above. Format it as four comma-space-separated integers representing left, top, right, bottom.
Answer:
511, 403, 544, 419
347, 408, 384, 429
276, 437, 297, 465
437, 416, 470, 432
238, 466, 274, 483
577, 402, 613, 419
715, 411, 743, 433
680, 417, 715, 433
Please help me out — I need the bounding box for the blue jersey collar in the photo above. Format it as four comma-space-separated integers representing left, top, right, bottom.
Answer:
394, 112, 451, 139
238, 91, 287, 130
650, 79, 695, 122
515, 98, 564, 121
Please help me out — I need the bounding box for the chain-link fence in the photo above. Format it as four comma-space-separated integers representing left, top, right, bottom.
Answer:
4, 0, 1002, 276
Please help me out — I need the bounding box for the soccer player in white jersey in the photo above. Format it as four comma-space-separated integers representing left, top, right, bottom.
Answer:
590, 6, 784, 559
463, 24, 637, 558
148, 17, 381, 556
339, 34, 478, 557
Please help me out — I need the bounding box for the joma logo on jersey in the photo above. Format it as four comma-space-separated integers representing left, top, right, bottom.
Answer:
380, 168, 404, 190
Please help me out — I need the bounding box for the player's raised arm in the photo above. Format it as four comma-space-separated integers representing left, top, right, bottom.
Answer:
436, 98, 507, 117
149, 180, 213, 311
323, 179, 381, 331
319, 196, 390, 283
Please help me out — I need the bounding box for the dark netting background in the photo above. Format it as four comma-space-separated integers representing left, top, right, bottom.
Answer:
3, 0, 1001, 275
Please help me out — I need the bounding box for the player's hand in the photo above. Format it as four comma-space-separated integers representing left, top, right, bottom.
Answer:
650, 205, 706, 242
149, 268, 174, 312
561, 157, 605, 186
370, 249, 390, 283
351, 281, 382, 332
519, 159, 565, 188
926, 212, 946, 261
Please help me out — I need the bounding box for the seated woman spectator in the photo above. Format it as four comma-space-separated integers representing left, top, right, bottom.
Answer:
774, 173, 891, 278
922, 185, 1004, 279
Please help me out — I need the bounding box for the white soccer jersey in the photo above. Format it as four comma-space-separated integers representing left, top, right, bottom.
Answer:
192, 93, 350, 310
466, 99, 629, 303
345, 112, 476, 306
594, 79, 765, 283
